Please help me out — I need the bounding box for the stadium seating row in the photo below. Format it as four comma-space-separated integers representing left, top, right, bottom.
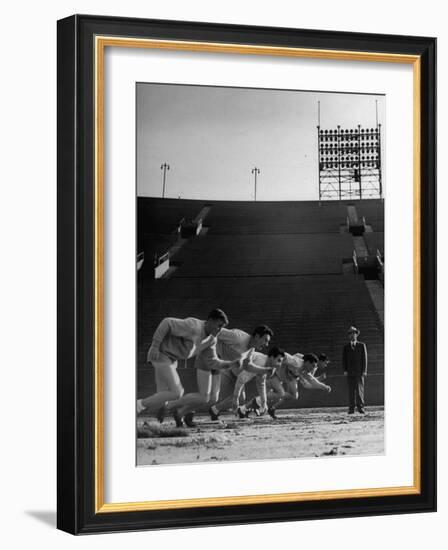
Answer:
173, 233, 354, 277
138, 274, 383, 374
138, 197, 384, 235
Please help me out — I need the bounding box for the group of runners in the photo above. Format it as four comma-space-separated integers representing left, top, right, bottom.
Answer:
136, 308, 332, 428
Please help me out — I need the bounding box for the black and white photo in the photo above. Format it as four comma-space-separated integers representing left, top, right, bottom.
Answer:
135, 83, 385, 466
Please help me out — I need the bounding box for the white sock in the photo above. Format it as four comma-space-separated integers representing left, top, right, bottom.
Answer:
136, 399, 145, 414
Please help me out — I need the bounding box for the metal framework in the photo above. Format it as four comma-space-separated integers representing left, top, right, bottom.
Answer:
317, 124, 383, 200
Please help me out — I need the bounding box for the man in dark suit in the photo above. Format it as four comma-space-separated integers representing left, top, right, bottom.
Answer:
342, 326, 368, 414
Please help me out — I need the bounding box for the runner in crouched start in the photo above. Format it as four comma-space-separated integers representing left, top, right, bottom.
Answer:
251, 352, 331, 419
160, 340, 242, 427
231, 347, 286, 419
200, 326, 273, 421
136, 309, 229, 420
163, 325, 274, 427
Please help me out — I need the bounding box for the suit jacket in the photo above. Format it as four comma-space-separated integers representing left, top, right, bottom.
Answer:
342, 341, 368, 376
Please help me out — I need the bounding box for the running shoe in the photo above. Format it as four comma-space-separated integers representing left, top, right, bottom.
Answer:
236, 406, 250, 419
173, 409, 185, 428
209, 406, 220, 421
184, 412, 197, 428
251, 397, 261, 416
156, 403, 167, 423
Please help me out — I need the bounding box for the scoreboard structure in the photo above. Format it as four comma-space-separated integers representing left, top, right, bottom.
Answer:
317, 124, 383, 201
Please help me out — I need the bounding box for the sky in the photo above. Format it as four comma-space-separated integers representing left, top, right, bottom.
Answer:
136, 83, 385, 201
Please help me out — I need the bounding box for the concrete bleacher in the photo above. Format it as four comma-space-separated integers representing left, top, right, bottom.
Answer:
138, 197, 204, 235
138, 234, 177, 261
173, 233, 354, 277
137, 197, 384, 408
364, 232, 385, 256
138, 198, 207, 274
352, 199, 384, 231
205, 200, 349, 234
138, 274, 383, 371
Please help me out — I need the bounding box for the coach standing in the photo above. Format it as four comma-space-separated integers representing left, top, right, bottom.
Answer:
342, 326, 368, 414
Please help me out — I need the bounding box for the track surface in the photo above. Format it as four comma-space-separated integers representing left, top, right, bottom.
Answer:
137, 406, 384, 466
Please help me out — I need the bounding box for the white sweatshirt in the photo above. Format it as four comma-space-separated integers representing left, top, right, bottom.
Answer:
233, 352, 269, 408
151, 317, 216, 361
283, 352, 329, 390
216, 328, 254, 361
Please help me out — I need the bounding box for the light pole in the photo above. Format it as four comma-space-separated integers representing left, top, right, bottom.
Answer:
251, 167, 260, 201
160, 163, 170, 198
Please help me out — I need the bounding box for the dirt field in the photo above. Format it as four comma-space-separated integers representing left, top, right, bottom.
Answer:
137, 406, 384, 466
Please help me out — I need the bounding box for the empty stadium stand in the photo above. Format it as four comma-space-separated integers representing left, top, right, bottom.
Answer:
205, 200, 350, 234
138, 198, 204, 235
364, 232, 385, 256
353, 199, 384, 232
137, 197, 384, 408
173, 234, 354, 277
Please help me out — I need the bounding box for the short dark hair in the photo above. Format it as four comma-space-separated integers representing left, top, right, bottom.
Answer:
303, 353, 319, 364
252, 325, 274, 338
207, 308, 229, 326
268, 346, 285, 358
318, 353, 329, 362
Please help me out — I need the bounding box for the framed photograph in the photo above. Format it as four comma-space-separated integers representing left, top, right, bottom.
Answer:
57, 15, 436, 534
